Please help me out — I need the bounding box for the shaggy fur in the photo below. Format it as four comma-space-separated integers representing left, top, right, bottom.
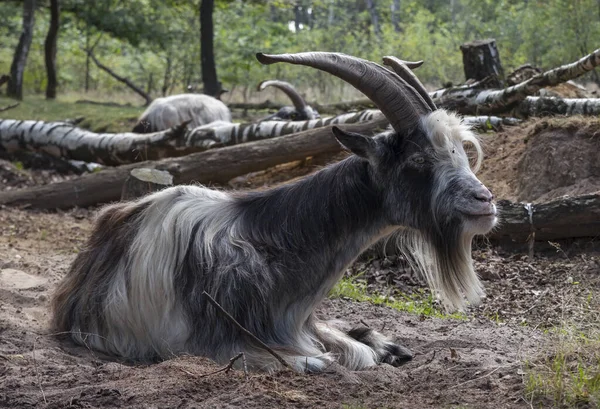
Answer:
132, 94, 231, 133
52, 109, 496, 372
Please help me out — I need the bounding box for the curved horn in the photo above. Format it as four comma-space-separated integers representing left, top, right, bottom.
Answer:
256, 52, 431, 133
258, 80, 308, 111
382, 56, 437, 111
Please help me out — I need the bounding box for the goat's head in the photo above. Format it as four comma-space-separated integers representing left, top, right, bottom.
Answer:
257, 52, 497, 310
257, 79, 320, 121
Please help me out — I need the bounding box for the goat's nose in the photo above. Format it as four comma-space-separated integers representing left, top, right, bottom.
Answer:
473, 186, 494, 202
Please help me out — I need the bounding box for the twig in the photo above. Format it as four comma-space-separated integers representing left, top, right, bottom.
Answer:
202, 291, 292, 370
181, 352, 248, 379
0, 103, 19, 112
32, 336, 48, 405
450, 365, 506, 389
359, 319, 370, 328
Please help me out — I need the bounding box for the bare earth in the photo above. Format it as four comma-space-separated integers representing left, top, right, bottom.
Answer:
1, 117, 599, 408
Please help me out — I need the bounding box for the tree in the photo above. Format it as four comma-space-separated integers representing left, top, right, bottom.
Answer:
45, 0, 60, 99
7, 0, 36, 100
200, 0, 222, 97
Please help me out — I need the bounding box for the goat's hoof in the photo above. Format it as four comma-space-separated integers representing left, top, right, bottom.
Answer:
381, 342, 413, 367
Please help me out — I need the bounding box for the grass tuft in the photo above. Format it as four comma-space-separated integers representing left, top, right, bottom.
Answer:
330, 275, 465, 319
525, 327, 600, 407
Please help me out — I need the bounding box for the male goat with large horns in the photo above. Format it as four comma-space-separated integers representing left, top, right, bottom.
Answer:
51, 52, 497, 372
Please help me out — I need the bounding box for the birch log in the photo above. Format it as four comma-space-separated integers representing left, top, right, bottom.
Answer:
431, 49, 600, 115
0, 119, 191, 166
0, 117, 389, 209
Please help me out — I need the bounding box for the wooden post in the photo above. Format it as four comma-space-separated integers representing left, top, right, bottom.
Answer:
460, 39, 504, 87
121, 168, 173, 200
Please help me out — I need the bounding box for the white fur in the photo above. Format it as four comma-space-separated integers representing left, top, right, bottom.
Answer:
137, 94, 231, 132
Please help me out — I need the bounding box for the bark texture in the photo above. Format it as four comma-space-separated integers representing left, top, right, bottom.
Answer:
460, 39, 504, 86
0, 119, 189, 166
0, 118, 389, 209
490, 194, 600, 242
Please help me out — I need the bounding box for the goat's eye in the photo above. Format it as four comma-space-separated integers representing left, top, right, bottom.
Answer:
412, 156, 425, 164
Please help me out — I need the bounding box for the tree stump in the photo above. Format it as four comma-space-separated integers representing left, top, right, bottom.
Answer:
460, 39, 504, 87
121, 168, 173, 200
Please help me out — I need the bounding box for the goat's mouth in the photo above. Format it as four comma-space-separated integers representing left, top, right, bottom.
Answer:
460, 204, 498, 234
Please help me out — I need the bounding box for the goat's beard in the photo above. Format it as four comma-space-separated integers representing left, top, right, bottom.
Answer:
391, 220, 484, 312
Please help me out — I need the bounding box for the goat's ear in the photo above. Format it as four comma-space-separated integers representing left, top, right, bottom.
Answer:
331, 126, 376, 160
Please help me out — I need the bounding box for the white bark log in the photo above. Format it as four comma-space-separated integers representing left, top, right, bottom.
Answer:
0, 119, 189, 166
430, 49, 600, 115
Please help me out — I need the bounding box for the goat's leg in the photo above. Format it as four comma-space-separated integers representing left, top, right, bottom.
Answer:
235, 345, 335, 373
314, 322, 412, 370
347, 326, 412, 367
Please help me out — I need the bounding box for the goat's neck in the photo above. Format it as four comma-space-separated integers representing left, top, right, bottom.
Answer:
237, 156, 390, 300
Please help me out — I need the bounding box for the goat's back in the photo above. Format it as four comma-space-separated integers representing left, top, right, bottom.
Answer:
134, 94, 231, 133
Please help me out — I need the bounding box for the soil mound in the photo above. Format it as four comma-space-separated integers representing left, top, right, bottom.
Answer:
477, 116, 600, 202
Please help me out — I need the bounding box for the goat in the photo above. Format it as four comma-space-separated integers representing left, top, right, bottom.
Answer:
132, 94, 231, 133
257, 79, 320, 121
52, 52, 497, 373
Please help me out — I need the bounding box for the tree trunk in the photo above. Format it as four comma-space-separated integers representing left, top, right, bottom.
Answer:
366, 0, 380, 37
121, 168, 173, 200
0, 118, 389, 209
0, 75, 10, 88
161, 55, 172, 97
391, 0, 401, 32
200, 0, 221, 97
490, 194, 600, 242
44, 0, 59, 100
294, 2, 302, 32
7, 0, 36, 100
85, 25, 90, 92
460, 39, 504, 86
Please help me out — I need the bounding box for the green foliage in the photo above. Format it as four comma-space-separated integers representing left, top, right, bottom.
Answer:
329, 275, 465, 319
1, 0, 598, 103
0, 94, 142, 133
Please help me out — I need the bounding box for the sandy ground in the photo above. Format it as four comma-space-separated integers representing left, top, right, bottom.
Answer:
1, 117, 599, 408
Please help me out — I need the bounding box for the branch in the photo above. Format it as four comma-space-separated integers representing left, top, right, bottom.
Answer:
203, 291, 292, 370
0, 103, 19, 112
87, 50, 152, 106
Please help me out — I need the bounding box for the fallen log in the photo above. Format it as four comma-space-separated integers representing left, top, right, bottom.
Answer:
0, 117, 389, 209
0, 111, 383, 164
513, 97, 600, 118
0, 119, 191, 166
490, 193, 600, 242
121, 168, 173, 200
187, 109, 383, 150
431, 48, 600, 115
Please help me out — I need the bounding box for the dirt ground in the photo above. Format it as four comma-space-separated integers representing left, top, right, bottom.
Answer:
1, 117, 600, 408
